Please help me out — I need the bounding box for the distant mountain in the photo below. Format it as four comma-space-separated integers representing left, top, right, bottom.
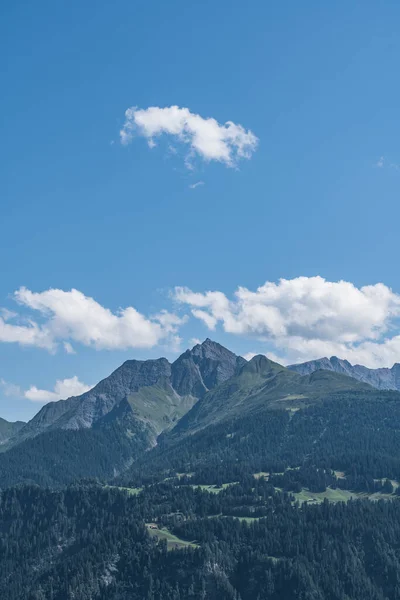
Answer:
288, 356, 400, 390
0, 340, 246, 486
0, 417, 25, 445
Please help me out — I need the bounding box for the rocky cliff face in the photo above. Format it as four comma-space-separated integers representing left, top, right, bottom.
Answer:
171, 338, 246, 397
288, 357, 400, 390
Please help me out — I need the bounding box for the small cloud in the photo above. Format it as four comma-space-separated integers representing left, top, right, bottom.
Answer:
376, 156, 384, 168
24, 376, 93, 403
120, 105, 258, 169
189, 181, 205, 190
189, 337, 202, 347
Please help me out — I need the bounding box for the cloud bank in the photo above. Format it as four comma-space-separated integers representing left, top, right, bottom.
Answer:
120, 105, 258, 167
174, 276, 400, 368
0, 287, 184, 352
3, 277, 400, 368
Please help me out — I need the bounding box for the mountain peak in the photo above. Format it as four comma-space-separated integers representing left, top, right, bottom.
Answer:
241, 354, 285, 376
171, 339, 246, 397
191, 338, 237, 359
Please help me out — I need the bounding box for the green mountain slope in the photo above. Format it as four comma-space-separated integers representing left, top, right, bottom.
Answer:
122, 356, 400, 490
170, 354, 371, 437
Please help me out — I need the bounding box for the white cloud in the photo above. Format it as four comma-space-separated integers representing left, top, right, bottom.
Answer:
189, 181, 205, 189
120, 105, 258, 167
189, 337, 202, 347
24, 376, 92, 403
0, 287, 184, 352
174, 277, 400, 368
376, 156, 384, 168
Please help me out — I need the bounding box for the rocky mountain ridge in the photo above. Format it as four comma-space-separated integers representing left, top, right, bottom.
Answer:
288, 356, 400, 390
8, 339, 246, 447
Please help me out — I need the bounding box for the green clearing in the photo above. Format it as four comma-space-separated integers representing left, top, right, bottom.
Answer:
107, 485, 143, 496
253, 472, 270, 479
146, 525, 198, 550
293, 488, 357, 504
293, 487, 400, 505
190, 482, 236, 494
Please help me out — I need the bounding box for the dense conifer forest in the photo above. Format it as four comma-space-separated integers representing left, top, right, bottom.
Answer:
3, 482, 400, 599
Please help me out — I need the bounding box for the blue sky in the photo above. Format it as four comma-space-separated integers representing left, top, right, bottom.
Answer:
1, 0, 400, 421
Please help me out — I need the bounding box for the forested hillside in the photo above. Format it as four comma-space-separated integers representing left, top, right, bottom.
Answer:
3, 482, 400, 599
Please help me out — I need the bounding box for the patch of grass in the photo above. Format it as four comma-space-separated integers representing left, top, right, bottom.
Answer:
293, 486, 400, 505
253, 472, 270, 480
293, 488, 356, 504
146, 525, 198, 550
110, 486, 143, 496
191, 483, 236, 494
105, 485, 143, 496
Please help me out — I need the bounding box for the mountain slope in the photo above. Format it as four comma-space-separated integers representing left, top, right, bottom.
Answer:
288, 356, 400, 390
4, 483, 400, 600
170, 354, 371, 437
121, 355, 383, 485
0, 400, 152, 487
0, 417, 25, 445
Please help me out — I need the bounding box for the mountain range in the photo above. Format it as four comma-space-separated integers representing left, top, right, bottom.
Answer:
0, 340, 249, 486
288, 355, 400, 390
8, 338, 245, 447
0, 338, 388, 488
